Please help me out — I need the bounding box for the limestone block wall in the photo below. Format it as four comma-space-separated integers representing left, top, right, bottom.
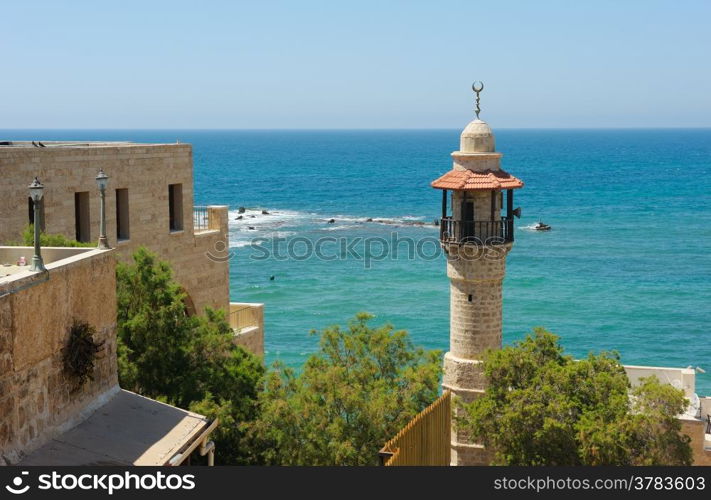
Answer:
451, 190, 501, 222
233, 328, 264, 358
443, 243, 510, 465
0, 249, 118, 464
680, 417, 711, 466
700, 397, 711, 421
0, 144, 229, 314
229, 302, 265, 357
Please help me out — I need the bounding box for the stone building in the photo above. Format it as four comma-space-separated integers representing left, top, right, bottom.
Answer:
0, 141, 263, 354
0, 246, 217, 465
431, 87, 523, 465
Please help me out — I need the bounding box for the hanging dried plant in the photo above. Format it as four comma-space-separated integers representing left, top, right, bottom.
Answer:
63, 319, 105, 390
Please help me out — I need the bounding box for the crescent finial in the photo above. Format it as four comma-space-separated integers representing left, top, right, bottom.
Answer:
472, 81, 484, 119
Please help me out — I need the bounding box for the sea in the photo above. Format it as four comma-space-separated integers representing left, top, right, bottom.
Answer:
4, 128, 710, 395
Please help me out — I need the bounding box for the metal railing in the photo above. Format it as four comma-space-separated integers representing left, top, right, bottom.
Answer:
439, 216, 514, 245
193, 206, 210, 233
379, 391, 451, 466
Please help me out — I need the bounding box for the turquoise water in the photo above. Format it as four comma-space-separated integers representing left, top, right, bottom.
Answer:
5, 129, 711, 395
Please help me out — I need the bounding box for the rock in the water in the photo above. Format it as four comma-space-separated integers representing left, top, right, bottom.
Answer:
249, 215, 256, 218
235, 215, 243, 220
248, 226, 255, 230
366, 218, 373, 222
327, 218, 335, 224
238, 206, 246, 214
262, 210, 270, 215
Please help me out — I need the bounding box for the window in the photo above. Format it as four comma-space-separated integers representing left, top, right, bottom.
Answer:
74, 192, 91, 242
116, 188, 130, 241
28, 197, 45, 232
169, 184, 183, 231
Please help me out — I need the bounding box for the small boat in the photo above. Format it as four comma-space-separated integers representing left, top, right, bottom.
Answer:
534, 222, 551, 231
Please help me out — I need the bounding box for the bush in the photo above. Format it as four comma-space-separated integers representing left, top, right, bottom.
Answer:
247, 313, 442, 465
6, 224, 95, 247
116, 247, 264, 464
460, 328, 693, 465
63, 319, 105, 391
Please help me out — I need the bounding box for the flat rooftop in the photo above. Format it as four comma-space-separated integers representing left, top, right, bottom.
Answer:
0, 140, 177, 149
20, 389, 214, 466
0, 247, 101, 285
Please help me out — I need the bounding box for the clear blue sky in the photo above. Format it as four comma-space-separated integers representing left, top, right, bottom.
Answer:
2, 0, 710, 129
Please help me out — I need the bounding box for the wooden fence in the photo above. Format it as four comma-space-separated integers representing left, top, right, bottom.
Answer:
379, 390, 451, 466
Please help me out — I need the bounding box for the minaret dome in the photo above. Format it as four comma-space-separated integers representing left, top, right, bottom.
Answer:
459, 119, 495, 153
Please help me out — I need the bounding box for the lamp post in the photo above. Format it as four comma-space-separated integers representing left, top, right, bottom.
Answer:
28, 177, 46, 272
96, 169, 109, 249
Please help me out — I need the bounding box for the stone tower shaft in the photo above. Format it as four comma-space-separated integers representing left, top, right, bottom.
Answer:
430, 92, 523, 465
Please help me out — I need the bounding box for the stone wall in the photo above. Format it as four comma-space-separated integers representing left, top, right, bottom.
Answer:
680, 417, 711, 466
0, 249, 118, 464
451, 190, 501, 223
229, 302, 265, 357
233, 328, 264, 358
0, 144, 229, 314
443, 243, 510, 466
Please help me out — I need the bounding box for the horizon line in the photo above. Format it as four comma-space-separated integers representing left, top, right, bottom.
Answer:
2, 126, 711, 132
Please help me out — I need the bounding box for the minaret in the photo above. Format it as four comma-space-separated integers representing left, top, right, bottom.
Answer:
431, 82, 523, 465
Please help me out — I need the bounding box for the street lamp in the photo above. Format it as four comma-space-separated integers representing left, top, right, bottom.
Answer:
96, 169, 109, 249
28, 177, 46, 272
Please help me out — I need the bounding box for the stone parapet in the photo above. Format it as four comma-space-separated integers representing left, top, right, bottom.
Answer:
0, 249, 117, 464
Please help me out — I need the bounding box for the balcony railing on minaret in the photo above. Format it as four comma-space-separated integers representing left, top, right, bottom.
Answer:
439, 216, 514, 245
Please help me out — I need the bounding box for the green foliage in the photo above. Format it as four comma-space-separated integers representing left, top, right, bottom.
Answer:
461, 328, 692, 465
63, 319, 105, 390
116, 247, 264, 464
10, 224, 95, 247
248, 313, 442, 465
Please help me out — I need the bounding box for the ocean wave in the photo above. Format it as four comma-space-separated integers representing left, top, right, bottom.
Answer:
320, 225, 359, 231
327, 214, 434, 228
229, 208, 312, 227
230, 230, 297, 247
227, 207, 437, 237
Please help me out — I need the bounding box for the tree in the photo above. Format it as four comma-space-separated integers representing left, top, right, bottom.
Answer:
247, 313, 442, 465
461, 328, 692, 465
116, 247, 264, 464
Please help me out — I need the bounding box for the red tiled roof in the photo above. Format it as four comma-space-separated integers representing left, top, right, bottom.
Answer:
431, 169, 524, 191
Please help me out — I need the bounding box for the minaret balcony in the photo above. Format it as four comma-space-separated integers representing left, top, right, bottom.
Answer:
439, 216, 514, 245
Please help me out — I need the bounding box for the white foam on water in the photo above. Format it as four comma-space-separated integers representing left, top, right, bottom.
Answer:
229, 208, 312, 228
320, 225, 359, 231
228, 207, 436, 245
520, 223, 552, 232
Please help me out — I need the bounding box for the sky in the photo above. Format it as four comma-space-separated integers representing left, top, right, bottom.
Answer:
2, 0, 710, 129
